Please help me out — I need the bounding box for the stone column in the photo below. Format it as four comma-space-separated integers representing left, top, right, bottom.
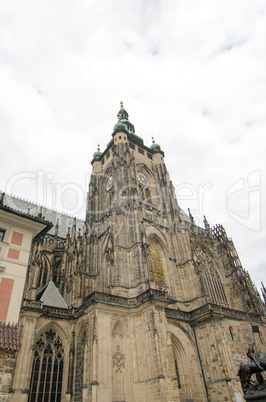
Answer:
9, 312, 38, 402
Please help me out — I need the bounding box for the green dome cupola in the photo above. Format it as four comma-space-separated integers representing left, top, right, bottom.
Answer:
150, 137, 161, 152
113, 121, 127, 132
93, 144, 102, 160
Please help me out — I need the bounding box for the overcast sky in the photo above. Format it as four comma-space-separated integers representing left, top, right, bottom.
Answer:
0, 0, 265, 293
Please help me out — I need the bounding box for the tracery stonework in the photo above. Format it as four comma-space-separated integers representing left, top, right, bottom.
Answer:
28, 329, 64, 402
193, 244, 227, 305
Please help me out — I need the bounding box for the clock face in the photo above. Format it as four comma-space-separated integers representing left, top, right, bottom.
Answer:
137, 172, 149, 186
106, 176, 113, 191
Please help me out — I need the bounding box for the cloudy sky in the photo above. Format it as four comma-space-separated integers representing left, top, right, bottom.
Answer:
0, 0, 265, 292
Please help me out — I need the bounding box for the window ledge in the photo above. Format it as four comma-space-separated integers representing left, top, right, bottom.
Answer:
0, 241, 9, 246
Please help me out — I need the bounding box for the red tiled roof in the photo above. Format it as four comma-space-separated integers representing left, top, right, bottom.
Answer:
0, 322, 19, 351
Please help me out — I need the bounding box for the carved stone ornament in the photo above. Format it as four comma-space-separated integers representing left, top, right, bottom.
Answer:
112, 345, 125, 372
111, 315, 128, 327
66, 277, 73, 293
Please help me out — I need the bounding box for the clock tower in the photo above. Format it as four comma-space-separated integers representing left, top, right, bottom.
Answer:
86, 101, 185, 302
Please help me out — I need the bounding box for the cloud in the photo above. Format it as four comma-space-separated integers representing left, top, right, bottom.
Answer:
0, 0, 265, 291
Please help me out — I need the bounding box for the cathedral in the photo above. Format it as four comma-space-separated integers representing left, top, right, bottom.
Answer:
1, 103, 266, 402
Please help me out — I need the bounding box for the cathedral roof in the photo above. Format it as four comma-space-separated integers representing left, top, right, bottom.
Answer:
92, 102, 165, 164
36, 280, 68, 309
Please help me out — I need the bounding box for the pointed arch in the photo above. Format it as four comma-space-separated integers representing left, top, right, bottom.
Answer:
28, 327, 65, 402
146, 229, 169, 252
136, 163, 153, 180
34, 322, 69, 352
168, 322, 206, 401
112, 320, 126, 339
171, 334, 191, 395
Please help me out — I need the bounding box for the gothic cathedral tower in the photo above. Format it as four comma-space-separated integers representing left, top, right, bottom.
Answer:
9, 103, 265, 402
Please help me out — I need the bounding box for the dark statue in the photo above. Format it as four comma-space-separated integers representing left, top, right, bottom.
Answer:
237, 341, 266, 396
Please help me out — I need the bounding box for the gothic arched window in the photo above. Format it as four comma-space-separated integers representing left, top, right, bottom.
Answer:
148, 241, 165, 284
53, 260, 62, 288
37, 254, 49, 289
28, 329, 64, 402
194, 245, 227, 305
201, 264, 227, 304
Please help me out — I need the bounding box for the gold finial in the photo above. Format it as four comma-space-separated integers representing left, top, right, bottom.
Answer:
120, 100, 123, 107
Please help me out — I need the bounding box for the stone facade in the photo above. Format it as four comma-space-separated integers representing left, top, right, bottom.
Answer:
4, 103, 266, 401
0, 350, 16, 401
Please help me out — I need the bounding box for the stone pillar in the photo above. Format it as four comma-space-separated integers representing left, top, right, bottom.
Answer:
9, 312, 38, 402
91, 312, 99, 402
